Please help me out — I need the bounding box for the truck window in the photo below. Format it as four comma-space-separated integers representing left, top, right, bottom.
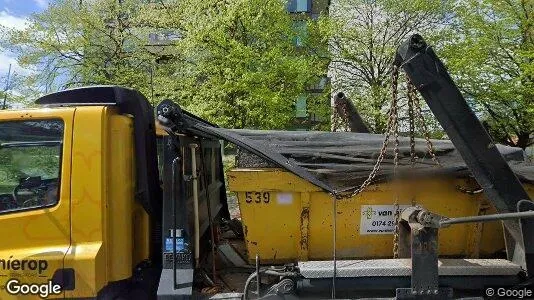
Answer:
0, 120, 63, 213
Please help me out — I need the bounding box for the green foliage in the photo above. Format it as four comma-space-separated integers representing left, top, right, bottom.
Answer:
145, 0, 328, 129
441, 0, 534, 149
0, 73, 35, 109
0, 147, 60, 194
0, 120, 63, 193
6, 0, 529, 145
323, 0, 533, 148
324, 0, 449, 133
3, 0, 328, 129
4, 0, 155, 97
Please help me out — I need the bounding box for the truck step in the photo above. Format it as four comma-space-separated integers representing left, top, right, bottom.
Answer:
298, 259, 521, 278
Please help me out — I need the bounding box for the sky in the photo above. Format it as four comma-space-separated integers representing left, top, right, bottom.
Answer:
0, 0, 48, 76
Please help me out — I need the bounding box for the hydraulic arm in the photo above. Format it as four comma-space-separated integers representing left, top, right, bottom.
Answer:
394, 34, 534, 274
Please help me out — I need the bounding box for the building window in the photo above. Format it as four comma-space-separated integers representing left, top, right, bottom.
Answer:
0, 120, 64, 213
296, 95, 307, 118
287, 0, 311, 13
293, 20, 308, 47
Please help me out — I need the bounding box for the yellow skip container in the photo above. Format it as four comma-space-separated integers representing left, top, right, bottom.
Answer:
228, 168, 534, 264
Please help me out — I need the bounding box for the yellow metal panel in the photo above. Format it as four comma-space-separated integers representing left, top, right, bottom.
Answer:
306, 179, 481, 260
106, 115, 134, 282
228, 169, 322, 192
133, 203, 151, 266
0, 107, 144, 298
63, 107, 143, 297
65, 107, 140, 297
237, 190, 301, 262
229, 168, 533, 263
65, 106, 109, 298
64, 242, 106, 298
0, 108, 75, 299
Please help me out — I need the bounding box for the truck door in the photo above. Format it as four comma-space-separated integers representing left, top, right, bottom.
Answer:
0, 109, 74, 298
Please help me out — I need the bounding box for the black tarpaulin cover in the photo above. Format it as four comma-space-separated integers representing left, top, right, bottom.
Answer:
225, 129, 533, 192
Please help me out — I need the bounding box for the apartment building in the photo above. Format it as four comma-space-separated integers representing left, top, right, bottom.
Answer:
288, 0, 331, 130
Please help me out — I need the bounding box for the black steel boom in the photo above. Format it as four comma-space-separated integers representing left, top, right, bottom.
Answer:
395, 34, 534, 274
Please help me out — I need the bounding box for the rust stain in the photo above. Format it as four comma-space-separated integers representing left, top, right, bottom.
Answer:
300, 207, 310, 250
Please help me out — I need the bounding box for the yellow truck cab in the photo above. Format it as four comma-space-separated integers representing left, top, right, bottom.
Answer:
0, 86, 228, 299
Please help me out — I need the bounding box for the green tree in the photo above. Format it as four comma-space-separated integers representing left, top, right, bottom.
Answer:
324, 0, 449, 133
441, 0, 534, 149
0, 72, 28, 109
3, 0, 328, 129
3, 0, 158, 99
141, 0, 328, 129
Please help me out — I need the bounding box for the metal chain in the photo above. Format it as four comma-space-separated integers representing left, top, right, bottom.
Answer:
391, 67, 401, 259
332, 97, 350, 132
407, 78, 416, 166
409, 81, 441, 167
336, 66, 400, 200
332, 69, 440, 259
331, 103, 341, 132
392, 96, 400, 177
407, 78, 418, 208
332, 67, 401, 256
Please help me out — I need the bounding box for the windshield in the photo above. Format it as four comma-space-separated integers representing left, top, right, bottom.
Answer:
0, 120, 63, 212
